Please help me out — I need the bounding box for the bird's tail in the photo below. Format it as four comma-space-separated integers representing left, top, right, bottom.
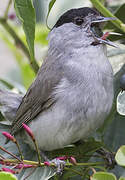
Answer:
0, 90, 56, 179
0, 89, 23, 122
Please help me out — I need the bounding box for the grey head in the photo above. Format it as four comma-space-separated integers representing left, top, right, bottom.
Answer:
48, 7, 116, 55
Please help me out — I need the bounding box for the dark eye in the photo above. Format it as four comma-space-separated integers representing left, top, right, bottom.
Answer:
74, 17, 84, 26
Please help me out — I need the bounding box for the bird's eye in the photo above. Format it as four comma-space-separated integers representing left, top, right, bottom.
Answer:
74, 17, 84, 26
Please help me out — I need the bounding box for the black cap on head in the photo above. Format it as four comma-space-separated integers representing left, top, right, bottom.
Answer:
54, 7, 99, 28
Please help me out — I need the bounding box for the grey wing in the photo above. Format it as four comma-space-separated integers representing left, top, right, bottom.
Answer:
11, 55, 63, 135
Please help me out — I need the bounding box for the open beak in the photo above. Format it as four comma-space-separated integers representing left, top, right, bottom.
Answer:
91, 17, 116, 23
91, 16, 119, 48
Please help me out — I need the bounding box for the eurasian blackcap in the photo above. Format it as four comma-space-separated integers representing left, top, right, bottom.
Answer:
0, 7, 115, 151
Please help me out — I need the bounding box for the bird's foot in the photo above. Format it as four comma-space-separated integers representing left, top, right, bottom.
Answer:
44, 156, 77, 175
96, 148, 116, 169
51, 158, 66, 174
40, 151, 68, 174
44, 156, 67, 175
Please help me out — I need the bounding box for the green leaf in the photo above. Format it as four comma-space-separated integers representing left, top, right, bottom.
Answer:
115, 145, 125, 166
106, 3, 125, 29
19, 167, 56, 180
14, 0, 35, 61
46, 0, 57, 28
103, 110, 125, 176
0, 172, 17, 180
62, 171, 80, 179
105, 3, 125, 41
0, 112, 4, 121
117, 91, 125, 116
62, 166, 84, 179
91, 172, 117, 180
119, 177, 125, 180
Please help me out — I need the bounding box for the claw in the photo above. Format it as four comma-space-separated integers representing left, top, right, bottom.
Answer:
96, 148, 116, 169
44, 155, 77, 174
51, 158, 66, 175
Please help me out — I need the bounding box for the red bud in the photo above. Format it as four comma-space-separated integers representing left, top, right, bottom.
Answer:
22, 123, 34, 139
15, 163, 33, 169
56, 156, 68, 160
2, 132, 16, 142
2, 167, 16, 174
70, 156, 77, 165
44, 161, 50, 166
8, 14, 16, 20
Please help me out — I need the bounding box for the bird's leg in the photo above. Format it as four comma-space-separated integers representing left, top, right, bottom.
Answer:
40, 151, 67, 174
96, 148, 116, 169
50, 157, 66, 175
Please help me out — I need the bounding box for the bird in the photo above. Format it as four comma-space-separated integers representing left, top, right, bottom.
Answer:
0, 7, 115, 153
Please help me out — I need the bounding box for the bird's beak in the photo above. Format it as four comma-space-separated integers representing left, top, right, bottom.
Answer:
91, 17, 116, 23
91, 16, 119, 48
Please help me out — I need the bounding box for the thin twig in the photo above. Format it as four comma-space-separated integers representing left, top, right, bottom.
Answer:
1, 158, 104, 167
0, 154, 5, 159
0, 146, 21, 162
33, 139, 41, 165
15, 141, 24, 161
22, 123, 41, 164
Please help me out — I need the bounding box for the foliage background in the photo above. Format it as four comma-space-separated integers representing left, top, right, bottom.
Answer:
0, 0, 125, 179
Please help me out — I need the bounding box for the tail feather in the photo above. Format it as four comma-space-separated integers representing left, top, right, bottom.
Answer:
0, 89, 23, 122
0, 91, 56, 179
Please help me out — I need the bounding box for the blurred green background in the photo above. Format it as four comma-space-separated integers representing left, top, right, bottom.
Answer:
0, 0, 125, 179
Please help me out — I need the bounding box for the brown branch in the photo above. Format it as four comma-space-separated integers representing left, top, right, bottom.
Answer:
0, 146, 21, 162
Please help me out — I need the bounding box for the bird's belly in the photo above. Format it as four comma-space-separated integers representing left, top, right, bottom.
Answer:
23, 80, 113, 151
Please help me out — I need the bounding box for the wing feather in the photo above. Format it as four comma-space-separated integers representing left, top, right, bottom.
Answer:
11, 54, 63, 135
